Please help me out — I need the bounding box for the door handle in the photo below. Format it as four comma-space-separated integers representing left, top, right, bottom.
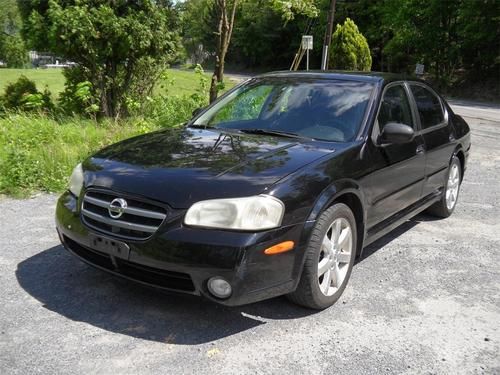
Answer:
416, 145, 425, 154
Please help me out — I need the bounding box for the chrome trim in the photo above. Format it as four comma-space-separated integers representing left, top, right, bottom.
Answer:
84, 195, 166, 220
81, 208, 157, 233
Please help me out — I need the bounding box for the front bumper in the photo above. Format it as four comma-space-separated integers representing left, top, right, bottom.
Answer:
56, 191, 311, 306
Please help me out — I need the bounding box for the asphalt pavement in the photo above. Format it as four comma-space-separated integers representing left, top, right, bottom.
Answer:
0, 101, 499, 374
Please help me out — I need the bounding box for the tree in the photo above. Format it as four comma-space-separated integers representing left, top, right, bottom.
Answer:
329, 18, 371, 71
207, 0, 318, 103
0, 0, 28, 67
18, 0, 182, 118
209, 0, 238, 103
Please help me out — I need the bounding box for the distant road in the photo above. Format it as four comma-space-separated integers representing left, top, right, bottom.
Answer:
448, 99, 500, 122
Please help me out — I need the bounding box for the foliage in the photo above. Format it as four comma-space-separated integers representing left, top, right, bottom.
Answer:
230, 1, 304, 68
0, 66, 235, 197
1, 75, 54, 113
330, 18, 371, 71
0, 114, 160, 196
0, 0, 28, 67
338, 0, 499, 85
19, 0, 183, 118
58, 67, 99, 118
0, 35, 28, 67
270, 0, 319, 21
177, 0, 216, 63
201, 0, 318, 103
142, 64, 210, 126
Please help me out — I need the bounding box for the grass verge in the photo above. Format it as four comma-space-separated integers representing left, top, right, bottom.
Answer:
0, 68, 230, 98
0, 67, 235, 197
0, 114, 162, 197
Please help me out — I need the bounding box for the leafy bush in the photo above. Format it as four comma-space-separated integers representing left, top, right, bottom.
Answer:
59, 68, 99, 118
0, 34, 28, 68
330, 18, 372, 72
20, 0, 183, 118
142, 64, 209, 126
2, 75, 36, 109
1, 75, 54, 113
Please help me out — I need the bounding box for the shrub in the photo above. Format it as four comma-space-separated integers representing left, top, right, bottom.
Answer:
20, 0, 183, 118
142, 64, 209, 126
2, 75, 37, 109
330, 18, 372, 72
1, 75, 54, 113
59, 68, 99, 119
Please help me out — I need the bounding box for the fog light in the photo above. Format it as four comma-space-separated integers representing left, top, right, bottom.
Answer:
207, 277, 232, 299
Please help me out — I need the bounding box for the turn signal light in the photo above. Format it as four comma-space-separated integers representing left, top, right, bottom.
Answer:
264, 241, 295, 255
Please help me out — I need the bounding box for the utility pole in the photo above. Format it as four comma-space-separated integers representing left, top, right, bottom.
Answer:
321, 0, 337, 70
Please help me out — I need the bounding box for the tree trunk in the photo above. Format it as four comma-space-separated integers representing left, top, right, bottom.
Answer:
209, 0, 238, 103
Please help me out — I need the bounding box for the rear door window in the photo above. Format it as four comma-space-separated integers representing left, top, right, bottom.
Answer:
409, 84, 445, 129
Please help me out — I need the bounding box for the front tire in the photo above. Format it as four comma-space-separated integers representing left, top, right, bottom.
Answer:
288, 203, 357, 310
427, 155, 462, 218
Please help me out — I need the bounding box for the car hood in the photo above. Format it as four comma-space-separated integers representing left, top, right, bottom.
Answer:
83, 127, 335, 208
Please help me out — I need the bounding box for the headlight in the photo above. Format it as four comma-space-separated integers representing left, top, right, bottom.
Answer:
68, 163, 83, 197
184, 195, 285, 230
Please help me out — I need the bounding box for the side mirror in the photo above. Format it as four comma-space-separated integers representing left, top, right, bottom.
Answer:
379, 123, 414, 144
192, 107, 204, 118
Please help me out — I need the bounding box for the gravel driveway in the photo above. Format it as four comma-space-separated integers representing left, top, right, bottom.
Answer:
1, 102, 499, 374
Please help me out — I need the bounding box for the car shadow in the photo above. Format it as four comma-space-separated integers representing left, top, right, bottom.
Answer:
15, 245, 314, 345
16, 213, 433, 345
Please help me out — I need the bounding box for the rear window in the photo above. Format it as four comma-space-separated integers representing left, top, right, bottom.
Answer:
410, 84, 444, 129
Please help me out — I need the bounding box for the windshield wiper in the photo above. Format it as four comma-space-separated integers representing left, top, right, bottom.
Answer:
238, 128, 311, 140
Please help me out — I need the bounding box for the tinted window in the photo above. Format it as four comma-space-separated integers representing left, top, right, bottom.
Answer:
410, 84, 444, 129
195, 79, 374, 142
377, 84, 414, 131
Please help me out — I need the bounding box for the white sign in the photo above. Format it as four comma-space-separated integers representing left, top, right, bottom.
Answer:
302, 35, 313, 50
415, 63, 425, 75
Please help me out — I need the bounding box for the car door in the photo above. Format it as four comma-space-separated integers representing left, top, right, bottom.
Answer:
408, 83, 455, 197
364, 82, 426, 228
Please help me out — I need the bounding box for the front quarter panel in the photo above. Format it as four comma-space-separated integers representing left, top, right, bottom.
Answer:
267, 142, 367, 285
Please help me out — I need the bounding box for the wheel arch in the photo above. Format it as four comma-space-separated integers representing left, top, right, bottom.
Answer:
454, 147, 465, 182
306, 180, 366, 257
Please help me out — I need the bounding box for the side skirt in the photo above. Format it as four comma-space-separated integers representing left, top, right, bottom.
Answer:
362, 190, 442, 252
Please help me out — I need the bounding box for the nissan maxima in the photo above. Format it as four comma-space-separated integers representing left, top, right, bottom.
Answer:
56, 72, 470, 309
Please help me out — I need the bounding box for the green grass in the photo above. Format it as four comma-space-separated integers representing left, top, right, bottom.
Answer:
0, 114, 162, 197
0, 68, 66, 96
0, 67, 236, 197
0, 68, 234, 98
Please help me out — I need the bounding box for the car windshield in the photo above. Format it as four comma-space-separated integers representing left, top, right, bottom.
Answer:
193, 78, 374, 142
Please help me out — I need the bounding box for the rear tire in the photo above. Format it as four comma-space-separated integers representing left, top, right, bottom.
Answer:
427, 155, 461, 218
288, 203, 357, 310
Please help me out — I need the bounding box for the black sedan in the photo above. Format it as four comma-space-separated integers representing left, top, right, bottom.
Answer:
56, 71, 471, 309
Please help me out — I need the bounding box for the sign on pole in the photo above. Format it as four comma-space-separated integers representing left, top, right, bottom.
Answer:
302, 35, 313, 71
302, 35, 313, 50
415, 63, 425, 76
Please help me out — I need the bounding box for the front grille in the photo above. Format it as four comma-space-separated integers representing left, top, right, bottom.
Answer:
81, 190, 167, 240
63, 235, 195, 292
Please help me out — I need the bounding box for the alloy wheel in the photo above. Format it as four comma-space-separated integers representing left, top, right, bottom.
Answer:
446, 163, 460, 210
317, 218, 353, 297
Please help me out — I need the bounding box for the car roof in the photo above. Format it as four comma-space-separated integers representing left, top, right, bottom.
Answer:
255, 70, 423, 85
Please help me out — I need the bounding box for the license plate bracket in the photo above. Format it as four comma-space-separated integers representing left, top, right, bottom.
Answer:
89, 233, 130, 260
